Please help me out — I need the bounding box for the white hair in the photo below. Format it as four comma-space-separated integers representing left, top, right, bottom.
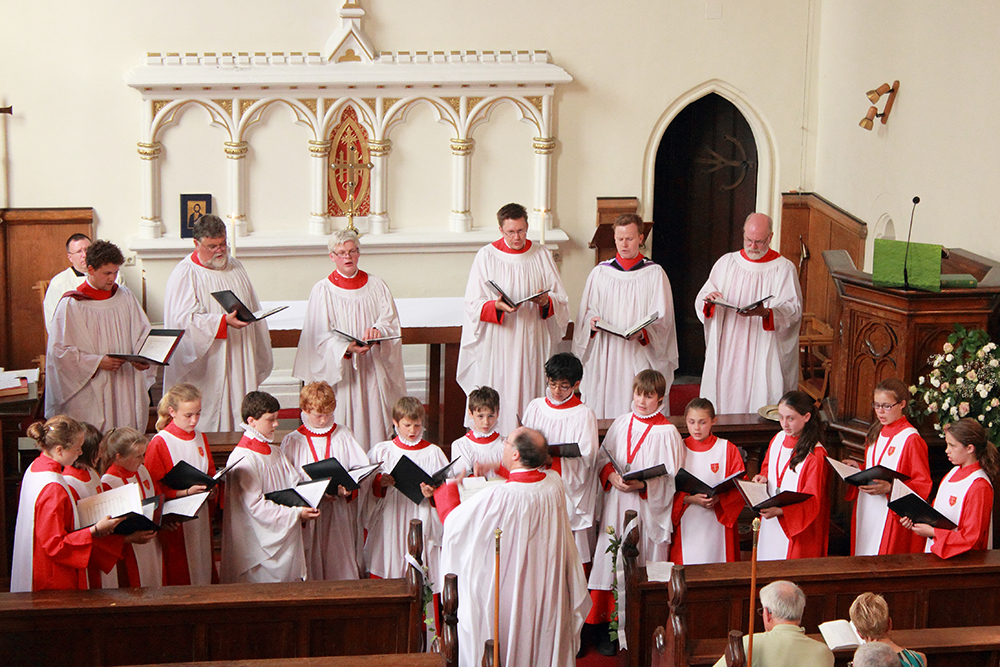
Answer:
852, 642, 899, 667
328, 229, 361, 253
759, 580, 805, 622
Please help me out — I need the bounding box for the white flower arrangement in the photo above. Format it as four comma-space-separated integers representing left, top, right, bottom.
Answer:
913, 325, 1000, 443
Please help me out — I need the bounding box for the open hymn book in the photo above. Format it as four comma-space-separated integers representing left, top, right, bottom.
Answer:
674, 468, 743, 498
264, 478, 330, 509
706, 294, 773, 314
76, 483, 162, 535
302, 458, 381, 495
486, 280, 550, 308
601, 444, 669, 482
108, 329, 184, 366
159, 456, 243, 491
594, 312, 659, 340
826, 457, 911, 486
817, 619, 864, 650
332, 329, 402, 346
211, 290, 288, 322
887, 479, 957, 530
734, 479, 811, 512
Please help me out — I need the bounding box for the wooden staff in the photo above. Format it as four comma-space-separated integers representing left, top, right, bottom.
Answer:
494, 527, 502, 667
747, 517, 761, 667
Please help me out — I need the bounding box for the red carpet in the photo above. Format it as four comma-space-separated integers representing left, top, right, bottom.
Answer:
576, 648, 626, 666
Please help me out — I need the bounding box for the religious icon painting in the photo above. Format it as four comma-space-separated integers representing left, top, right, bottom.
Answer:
180, 194, 213, 239
327, 106, 372, 218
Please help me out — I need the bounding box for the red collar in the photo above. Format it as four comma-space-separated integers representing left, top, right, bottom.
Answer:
740, 248, 781, 263
632, 411, 669, 425
104, 463, 139, 482
879, 417, 911, 437
393, 436, 430, 451
546, 395, 582, 410
506, 469, 546, 483
684, 434, 718, 452
68, 280, 117, 301
465, 431, 501, 445
191, 251, 205, 267
951, 462, 984, 482
615, 253, 645, 271
492, 238, 532, 254
328, 269, 369, 290
165, 420, 197, 441
236, 435, 271, 455
31, 453, 64, 474
781, 433, 798, 449
63, 465, 95, 482
297, 423, 338, 438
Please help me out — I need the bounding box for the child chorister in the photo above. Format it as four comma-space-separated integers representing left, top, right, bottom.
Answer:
522, 352, 599, 564
101, 427, 163, 588
670, 398, 744, 565
11, 416, 126, 592
281, 381, 368, 581
145, 382, 219, 585
364, 396, 448, 592
62, 422, 106, 501
222, 391, 320, 583
449, 386, 504, 479
754, 390, 830, 561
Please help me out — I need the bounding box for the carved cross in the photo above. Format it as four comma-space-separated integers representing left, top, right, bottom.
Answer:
330, 144, 373, 233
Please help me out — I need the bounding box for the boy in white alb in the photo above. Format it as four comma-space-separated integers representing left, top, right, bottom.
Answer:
450, 386, 504, 479
670, 398, 744, 565
522, 353, 599, 564
281, 381, 369, 580
221, 391, 320, 583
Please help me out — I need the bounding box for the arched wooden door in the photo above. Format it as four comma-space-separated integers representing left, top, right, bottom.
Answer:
651, 93, 758, 377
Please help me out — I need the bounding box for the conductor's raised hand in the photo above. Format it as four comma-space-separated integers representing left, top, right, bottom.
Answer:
299, 507, 321, 523
225, 309, 251, 329
99, 356, 125, 372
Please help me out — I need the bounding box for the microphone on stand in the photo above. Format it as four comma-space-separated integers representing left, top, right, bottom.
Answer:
902, 196, 920, 289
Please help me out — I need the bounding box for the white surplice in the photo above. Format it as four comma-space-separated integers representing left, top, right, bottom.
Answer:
280, 419, 370, 581
696, 250, 802, 414
573, 258, 678, 418
457, 241, 570, 436
101, 465, 163, 588
163, 254, 273, 432
43, 267, 84, 330
45, 285, 155, 432
440, 469, 591, 667
292, 272, 406, 450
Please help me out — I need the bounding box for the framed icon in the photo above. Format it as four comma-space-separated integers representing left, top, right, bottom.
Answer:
180, 194, 212, 238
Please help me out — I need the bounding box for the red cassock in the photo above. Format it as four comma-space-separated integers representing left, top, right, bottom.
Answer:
669, 435, 744, 564
927, 463, 993, 559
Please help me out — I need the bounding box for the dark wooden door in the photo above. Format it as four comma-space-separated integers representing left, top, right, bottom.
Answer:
651, 93, 758, 377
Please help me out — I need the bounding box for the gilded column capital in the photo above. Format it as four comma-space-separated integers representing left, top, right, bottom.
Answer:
368, 139, 392, 157
308, 139, 332, 157
137, 142, 163, 160
450, 138, 475, 156
224, 141, 249, 159
532, 136, 556, 154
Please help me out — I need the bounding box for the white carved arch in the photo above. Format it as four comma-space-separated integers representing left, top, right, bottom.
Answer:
641, 79, 780, 229
320, 97, 377, 141
150, 99, 234, 143
382, 96, 459, 139
236, 98, 319, 141
467, 96, 543, 138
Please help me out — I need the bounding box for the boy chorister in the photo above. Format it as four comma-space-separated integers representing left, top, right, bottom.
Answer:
450, 386, 504, 478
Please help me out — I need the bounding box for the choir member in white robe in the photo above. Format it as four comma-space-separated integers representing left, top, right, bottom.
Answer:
163, 215, 273, 432
457, 203, 570, 436
437, 426, 591, 667
45, 241, 155, 432
449, 386, 504, 478
221, 393, 320, 583
521, 353, 599, 563
573, 214, 678, 418
697, 213, 802, 414
293, 230, 406, 450
43, 234, 89, 329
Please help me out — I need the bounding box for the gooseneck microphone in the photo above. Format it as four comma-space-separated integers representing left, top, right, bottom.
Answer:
902, 196, 920, 288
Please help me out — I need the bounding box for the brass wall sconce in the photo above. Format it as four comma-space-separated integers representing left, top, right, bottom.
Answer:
859, 81, 898, 130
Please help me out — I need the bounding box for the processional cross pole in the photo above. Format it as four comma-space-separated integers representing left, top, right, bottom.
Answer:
330, 143, 373, 234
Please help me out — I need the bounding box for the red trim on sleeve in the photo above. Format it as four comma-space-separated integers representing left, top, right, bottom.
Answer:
637, 328, 649, 346
372, 473, 388, 498
216, 315, 228, 339
433, 482, 463, 523
539, 295, 553, 320
480, 301, 504, 324
703, 301, 716, 318
600, 462, 615, 491
762, 309, 775, 331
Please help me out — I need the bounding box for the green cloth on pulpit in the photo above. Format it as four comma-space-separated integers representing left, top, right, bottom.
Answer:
872, 238, 942, 292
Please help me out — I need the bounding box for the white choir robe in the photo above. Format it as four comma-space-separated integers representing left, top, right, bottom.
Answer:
280, 420, 369, 580
589, 412, 683, 650
45, 285, 155, 432
145, 424, 217, 586
363, 438, 448, 593
292, 271, 406, 450
926, 464, 993, 559
522, 393, 600, 563
43, 266, 84, 331
439, 469, 591, 667
163, 254, 273, 432
101, 464, 163, 588
573, 257, 679, 418
695, 249, 802, 414
449, 431, 504, 479
457, 240, 570, 436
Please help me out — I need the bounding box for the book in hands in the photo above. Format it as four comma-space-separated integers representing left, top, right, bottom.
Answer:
264, 478, 330, 509
487, 280, 551, 308
77, 483, 164, 534
594, 312, 659, 340
161, 491, 211, 524
826, 457, 911, 487
210, 290, 288, 322
674, 468, 743, 498
601, 444, 670, 482
457, 476, 506, 503
332, 328, 402, 347
159, 456, 242, 491
735, 479, 811, 512
389, 456, 461, 505
817, 619, 864, 651
302, 457, 381, 494
888, 479, 957, 530
108, 329, 185, 366
706, 295, 773, 314
548, 442, 581, 458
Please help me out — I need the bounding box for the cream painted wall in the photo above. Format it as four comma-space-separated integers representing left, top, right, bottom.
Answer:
814, 1, 1000, 269
1, 0, 817, 320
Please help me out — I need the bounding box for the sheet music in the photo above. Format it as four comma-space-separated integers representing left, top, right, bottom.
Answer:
818, 620, 863, 650
295, 478, 330, 509
348, 463, 381, 484
77, 483, 142, 527
890, 478, 916, 502
162, 491, 209, 518
826, 457, 860, 481
457, 477, 506, 503
646, 561, 675, 582
136, 334, 177, 364
735, 479, 772, 507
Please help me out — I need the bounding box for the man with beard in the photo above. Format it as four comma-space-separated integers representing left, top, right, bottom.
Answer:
696, 213, 802, 414
163, 215, 273, 431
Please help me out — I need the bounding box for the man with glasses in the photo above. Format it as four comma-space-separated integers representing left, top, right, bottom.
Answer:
164, 215, 273, 430
293, 229, 405, 450
457, 203, 569, 435
43, 233, 121, 330
696, 213, 802, 414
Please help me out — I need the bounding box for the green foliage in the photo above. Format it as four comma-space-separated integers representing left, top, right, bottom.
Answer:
604, 525, 624, 642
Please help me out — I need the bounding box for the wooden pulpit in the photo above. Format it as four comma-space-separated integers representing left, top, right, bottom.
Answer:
823, 248, 1000, 442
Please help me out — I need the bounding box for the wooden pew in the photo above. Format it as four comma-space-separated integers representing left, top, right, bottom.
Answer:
131, 655, 446, 667
625, 547, 1000, 667
0, 521, 445, 667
